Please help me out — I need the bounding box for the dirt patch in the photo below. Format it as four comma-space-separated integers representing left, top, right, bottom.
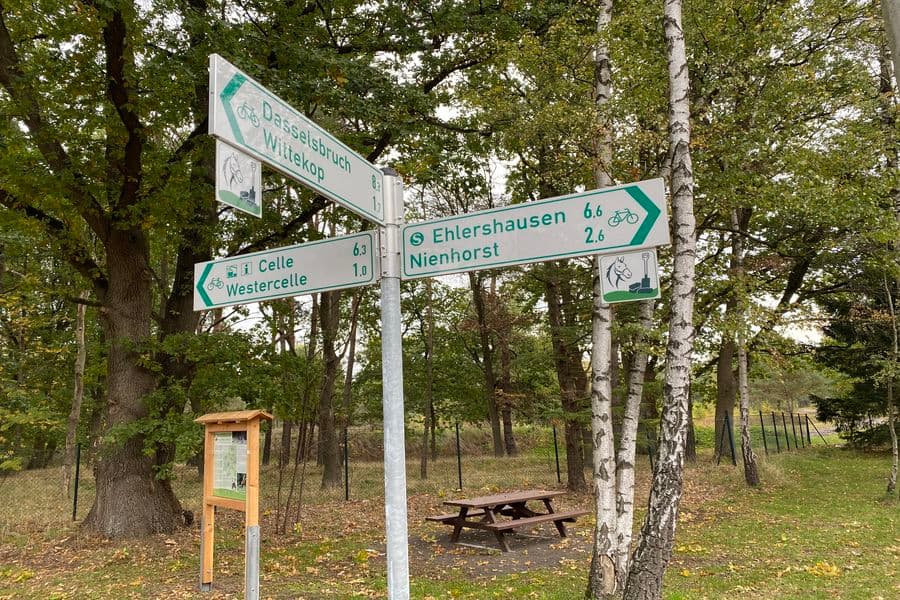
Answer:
405, 521, 594, 579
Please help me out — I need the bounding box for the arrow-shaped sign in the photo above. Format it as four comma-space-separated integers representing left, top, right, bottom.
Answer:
194, 232, 378, 310
208, 54, 385, 225
401, 178, 668, 280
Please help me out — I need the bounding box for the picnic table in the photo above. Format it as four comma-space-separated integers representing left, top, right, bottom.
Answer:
427, 490, 588, 552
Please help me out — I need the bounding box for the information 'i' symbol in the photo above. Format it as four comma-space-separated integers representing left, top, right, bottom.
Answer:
410, 232, 425, 247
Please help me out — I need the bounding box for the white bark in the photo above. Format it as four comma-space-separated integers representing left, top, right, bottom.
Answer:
587, 1, 619, 597
615, 300, 654, 578
624, 0, 697, 596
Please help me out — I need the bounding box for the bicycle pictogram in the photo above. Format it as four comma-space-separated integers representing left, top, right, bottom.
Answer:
237, 102, 260, 127
206, 276, 224, 291
608, 208, 639, 227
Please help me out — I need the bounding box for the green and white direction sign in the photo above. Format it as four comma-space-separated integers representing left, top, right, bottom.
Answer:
194, 231, 378, 310
216, 140, 262, 218
401, 178, 668, 280
208, 54, 385, 224
599, 249, 661, 304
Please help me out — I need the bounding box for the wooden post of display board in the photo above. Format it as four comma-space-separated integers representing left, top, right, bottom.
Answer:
195, 410, 272, 599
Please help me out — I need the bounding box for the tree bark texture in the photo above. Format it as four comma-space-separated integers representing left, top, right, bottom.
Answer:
545, 269, 588, 491
84, 230, 183, 536
615, 299, 654, 581
587, 1, 619, 595
318, 290, 343, 488
588, 265, 617, 599
624, 0, 698, 595
714, 338, 736, 462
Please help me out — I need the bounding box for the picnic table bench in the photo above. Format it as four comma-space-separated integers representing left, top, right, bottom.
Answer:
427, 490, 588, 552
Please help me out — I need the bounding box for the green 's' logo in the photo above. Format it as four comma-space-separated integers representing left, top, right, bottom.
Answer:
410, 232, 424, 246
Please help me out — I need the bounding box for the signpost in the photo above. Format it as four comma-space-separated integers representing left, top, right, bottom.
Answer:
215, 140, 262, 218
598, 249, 661, 304
209, 54, 384, 224
200, 54, 408, 600
200, 54, 672, 600
401, 178, 668, 280
193, 231, 377, 311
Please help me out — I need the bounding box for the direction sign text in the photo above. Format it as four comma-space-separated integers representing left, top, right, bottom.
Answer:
194, 232, 378, 310
401, 178, 668, 279
209, 54, 384, 224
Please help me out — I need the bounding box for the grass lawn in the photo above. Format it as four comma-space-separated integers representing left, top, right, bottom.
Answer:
0, 441, 896, 599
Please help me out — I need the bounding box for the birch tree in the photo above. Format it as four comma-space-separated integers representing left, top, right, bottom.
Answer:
624, 0, 698, 595
587, 0, 618, 594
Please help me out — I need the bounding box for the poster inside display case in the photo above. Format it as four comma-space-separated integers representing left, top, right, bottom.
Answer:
212, 431, 248, 501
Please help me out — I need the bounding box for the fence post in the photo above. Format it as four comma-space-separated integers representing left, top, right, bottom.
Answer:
805, 415, 812, 445
725, 412, 737, 466
771, 412, 781, 453
759, 410, 768, 455
551, 425, 561, 484
790, 412, 800, 448
72, 442, 81, 521
796, 414, 805, 448
343, 427, 349, 502
455, 422, 463, 490
782, 413, 792, 450
807, 416, 831, 446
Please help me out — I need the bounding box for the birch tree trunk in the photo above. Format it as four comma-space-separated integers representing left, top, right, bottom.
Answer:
587, 1, 619, 596
615, 300, 654, 580
624, 0, 698, 595
63, 292, 89, 497
732, 210, 760, 487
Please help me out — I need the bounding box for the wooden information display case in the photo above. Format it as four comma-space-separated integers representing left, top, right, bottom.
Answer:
195, 409, 272, 599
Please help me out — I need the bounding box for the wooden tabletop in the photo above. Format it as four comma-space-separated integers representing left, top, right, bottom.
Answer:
443, 490, 565, 509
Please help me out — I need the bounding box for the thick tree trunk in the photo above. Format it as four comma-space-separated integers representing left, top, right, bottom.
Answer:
84, 230, 182, 537
319, 290, 343, 488
624, 0, 697, 595
587, 2, 618, 593
469, 272, 504, 456
714, 339, 736, 462
64, 293, 88, 497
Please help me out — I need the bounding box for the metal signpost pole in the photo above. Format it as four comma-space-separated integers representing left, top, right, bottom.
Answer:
379, 168, 409, 600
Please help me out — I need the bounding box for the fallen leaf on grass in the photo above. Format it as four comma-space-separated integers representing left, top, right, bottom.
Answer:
805, 561, 841, 577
